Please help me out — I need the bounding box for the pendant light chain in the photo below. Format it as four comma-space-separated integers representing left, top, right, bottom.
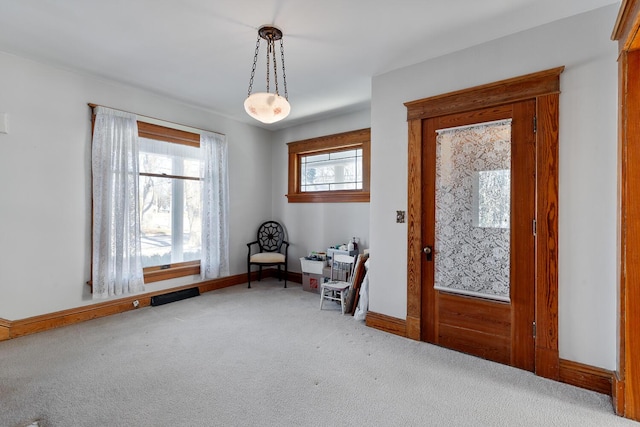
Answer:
247, 28, 288, 99
246, 27, 288, 100
271, 38, 280, 97
247, 35, 261, 98
280, 39, 288, 101
265, 37, 271, 94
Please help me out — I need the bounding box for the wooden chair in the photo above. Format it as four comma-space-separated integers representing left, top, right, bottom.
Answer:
320, 254, 355, 314
247, 221, 289, 288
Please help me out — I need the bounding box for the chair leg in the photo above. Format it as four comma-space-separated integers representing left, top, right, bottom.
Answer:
277, 265, 282, 281
320, 287, 325, 310
258, 266, 262, 282
340, 290, 346, 315
247, 264, 251, 288
284, 264, 288, 288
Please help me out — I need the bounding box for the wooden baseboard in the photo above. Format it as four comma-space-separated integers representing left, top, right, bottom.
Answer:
365, 311, 407, 337
251, 269, 301, 284
558, 359, 613, 396
287, 271, 302, 283
0, 318, 10, 341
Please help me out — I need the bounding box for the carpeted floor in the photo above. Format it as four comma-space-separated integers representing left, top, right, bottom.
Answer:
1, 279, 637, 426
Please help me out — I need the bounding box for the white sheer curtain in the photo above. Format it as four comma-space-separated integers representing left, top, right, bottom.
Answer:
91, 106, 145, 299
200, 131, 230, 279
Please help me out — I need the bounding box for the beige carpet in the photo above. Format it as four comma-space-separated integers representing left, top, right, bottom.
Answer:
0, 279, 636, 426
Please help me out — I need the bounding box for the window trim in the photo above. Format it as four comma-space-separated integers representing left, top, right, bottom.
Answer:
138, 121, 199, 147
286, 128, 371, 203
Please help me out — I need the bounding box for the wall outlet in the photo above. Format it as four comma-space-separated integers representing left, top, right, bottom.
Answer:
132, 300, 139, 308
396, 210, 406, 223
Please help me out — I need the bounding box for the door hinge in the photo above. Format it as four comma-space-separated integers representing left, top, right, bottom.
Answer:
533, 116, 537, 133
533, 321, 536, 338
532, 219, 537, 236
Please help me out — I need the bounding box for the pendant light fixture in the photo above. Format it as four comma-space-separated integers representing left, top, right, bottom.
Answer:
244, 25, 290, 124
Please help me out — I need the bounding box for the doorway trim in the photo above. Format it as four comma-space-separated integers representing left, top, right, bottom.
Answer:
612, 0, 640, 419
404, 67, 564, 380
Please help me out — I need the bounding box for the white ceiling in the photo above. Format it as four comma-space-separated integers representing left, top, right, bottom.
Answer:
0, 0, 620, 130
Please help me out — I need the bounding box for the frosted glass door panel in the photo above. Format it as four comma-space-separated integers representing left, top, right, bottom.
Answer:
434, 120, 512, 302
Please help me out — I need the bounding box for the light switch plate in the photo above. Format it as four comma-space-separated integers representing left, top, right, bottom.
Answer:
0, 113, 8, 134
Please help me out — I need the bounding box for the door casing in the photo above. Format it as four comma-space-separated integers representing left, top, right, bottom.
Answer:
404, 67, 563, 379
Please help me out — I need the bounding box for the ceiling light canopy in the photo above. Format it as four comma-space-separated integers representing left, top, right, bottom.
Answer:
244, 25, 290, 124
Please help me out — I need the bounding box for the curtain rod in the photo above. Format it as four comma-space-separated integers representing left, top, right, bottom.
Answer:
88, 103, 225, 137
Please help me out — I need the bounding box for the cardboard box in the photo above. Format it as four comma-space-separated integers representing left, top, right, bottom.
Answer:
302, 272, 325, 293
300, 257, 326, 275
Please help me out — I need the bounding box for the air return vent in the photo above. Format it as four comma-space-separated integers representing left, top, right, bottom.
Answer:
150, 287, 200, 306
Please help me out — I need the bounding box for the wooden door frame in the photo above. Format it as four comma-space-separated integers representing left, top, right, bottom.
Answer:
404, 67, 563, 380
612, 0, 640, 419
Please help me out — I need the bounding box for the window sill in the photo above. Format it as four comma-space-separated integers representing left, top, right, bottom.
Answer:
87, 261, 201, 293
286, 191, 370, 203
143, 261, 201, 283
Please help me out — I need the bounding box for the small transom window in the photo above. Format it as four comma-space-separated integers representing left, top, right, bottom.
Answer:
300, 148, 363, 192
287, 128, 370, 203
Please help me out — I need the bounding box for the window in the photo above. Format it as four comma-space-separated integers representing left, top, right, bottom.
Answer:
90, 115, 203, 284
137, 122, 202, 282
90, 106, 229, 298
287, 128, 370, 203
300, 149, 363, 192
472, 169, 510, 229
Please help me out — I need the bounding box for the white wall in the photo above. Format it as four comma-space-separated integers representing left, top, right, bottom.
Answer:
0, 52, 273, 320
370, 5, 619, 370
271, 110, 371, 270
0, 6, 620, 372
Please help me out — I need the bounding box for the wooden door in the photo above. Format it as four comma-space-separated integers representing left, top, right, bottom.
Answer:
420, 101, 536, 371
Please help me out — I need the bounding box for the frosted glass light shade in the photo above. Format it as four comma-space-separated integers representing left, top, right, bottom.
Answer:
244, 92, 291, 124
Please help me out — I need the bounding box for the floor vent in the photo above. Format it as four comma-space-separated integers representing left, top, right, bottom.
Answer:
150, 287, 200, 306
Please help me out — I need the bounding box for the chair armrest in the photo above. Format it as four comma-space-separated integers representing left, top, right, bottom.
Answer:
247, 241, 259, 257
282, 241, 289, 256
